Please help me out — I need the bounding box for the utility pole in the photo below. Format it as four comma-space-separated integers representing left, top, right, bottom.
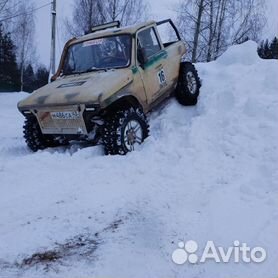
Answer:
49, 0, 56, 82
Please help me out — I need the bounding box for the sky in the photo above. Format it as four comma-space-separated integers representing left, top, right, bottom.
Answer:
35, 0, 277, 69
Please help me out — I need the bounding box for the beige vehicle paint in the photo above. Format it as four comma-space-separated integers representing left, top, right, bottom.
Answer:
18, 20, 186, 136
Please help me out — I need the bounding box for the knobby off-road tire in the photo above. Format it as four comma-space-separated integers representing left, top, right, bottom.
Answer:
176, 62, 201, 106
23, 117, 61, 152
103, 107, 149, 155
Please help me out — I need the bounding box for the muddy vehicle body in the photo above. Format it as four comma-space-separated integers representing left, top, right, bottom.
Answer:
18, 19, 201, 155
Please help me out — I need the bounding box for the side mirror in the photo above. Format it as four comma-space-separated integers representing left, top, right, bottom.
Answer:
137, 47, 148, 68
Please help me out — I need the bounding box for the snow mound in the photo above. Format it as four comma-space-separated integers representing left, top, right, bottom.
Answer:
216, 40, 260, 65
0, 43, 278, 278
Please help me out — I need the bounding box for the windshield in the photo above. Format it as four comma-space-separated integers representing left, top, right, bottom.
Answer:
63, 35, 131, 75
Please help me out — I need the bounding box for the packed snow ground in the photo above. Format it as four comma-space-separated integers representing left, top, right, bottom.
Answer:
0, 41, 278, 278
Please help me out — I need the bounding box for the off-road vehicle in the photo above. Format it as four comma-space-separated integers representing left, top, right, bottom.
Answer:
17, 19, 201, 155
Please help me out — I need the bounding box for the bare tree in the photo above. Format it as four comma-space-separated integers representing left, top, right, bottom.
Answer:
176, 0, 209, 62
176, 0, 266, 62
11, 1, 36, 91
65, 0, 150, 37
192, 0, 206, 62
0, 0, 8, 12
0, 0, 26, 27
64, 0, 104, 37
229, 0, 266, 44
103, 0, 149, 26
0, 0, 12, 27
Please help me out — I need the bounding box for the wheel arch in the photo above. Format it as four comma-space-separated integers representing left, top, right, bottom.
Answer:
102, 95, 144, 113
179, 61, 194, 72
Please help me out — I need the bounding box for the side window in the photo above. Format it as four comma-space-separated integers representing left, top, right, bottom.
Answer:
157, 21, 180, 47
137, 27, 161, 58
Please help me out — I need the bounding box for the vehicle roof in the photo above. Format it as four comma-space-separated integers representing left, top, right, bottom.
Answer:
71, 21, 156, 45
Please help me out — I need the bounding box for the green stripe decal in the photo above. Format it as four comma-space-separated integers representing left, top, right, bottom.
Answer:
144, 50, 168, 68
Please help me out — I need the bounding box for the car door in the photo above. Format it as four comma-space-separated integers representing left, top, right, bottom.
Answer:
156, 19, 186, 91
136, 26, 168, 104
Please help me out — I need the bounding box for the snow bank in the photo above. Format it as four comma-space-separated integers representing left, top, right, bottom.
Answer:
0, 42, 277, 278
216, 40, 260, 65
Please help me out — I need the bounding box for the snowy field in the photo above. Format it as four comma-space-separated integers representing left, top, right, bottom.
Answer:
0, 41, 278, 278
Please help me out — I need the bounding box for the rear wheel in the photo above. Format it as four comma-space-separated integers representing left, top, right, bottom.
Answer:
23, 117, 61, 152
103, 107, 149, 155
176, 62, 201, 106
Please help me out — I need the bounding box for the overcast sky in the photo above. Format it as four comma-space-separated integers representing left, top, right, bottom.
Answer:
35, 0, 277, 69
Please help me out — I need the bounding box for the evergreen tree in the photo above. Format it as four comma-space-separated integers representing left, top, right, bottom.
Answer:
258, 37, 278, 60
35, 66, 49, 89
23, 64, 36, 93
270, 37, 278, 59
263, 39, 272, 59
257, 40, 265, 58
0, 25, 20, 92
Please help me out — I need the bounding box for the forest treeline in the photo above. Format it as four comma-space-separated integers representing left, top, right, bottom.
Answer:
0, 0, 276, 93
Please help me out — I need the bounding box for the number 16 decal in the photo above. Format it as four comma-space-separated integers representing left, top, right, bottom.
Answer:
157, 69, 167, 86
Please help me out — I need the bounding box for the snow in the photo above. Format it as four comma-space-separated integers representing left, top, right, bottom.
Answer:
216, 41, 260, 66
0, 41, 278, 278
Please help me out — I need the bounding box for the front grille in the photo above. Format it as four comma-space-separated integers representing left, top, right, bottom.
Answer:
35, 105, 88, 135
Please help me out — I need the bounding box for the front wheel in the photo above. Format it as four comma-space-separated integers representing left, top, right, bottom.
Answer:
23, 117, 62, 152
103, 107, 149, 155
176, 62, 201, 106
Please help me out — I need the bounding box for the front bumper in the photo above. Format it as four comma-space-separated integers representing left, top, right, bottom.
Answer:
20, 104, 100, 135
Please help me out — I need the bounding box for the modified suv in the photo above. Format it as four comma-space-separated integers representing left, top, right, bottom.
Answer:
17, 19, 201, 155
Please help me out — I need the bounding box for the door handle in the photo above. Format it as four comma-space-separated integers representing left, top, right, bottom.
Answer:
155, 64, 163, 70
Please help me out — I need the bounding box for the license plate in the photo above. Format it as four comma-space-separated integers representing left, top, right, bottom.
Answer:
50, 111, 80, 120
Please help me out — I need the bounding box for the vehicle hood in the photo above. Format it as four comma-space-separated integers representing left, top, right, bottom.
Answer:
18, 68, 133, 110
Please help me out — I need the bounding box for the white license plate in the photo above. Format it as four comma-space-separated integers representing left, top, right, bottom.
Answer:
50, 111, 80, 120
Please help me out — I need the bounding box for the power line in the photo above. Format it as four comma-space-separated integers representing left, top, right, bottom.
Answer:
0, 2, 51, 23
